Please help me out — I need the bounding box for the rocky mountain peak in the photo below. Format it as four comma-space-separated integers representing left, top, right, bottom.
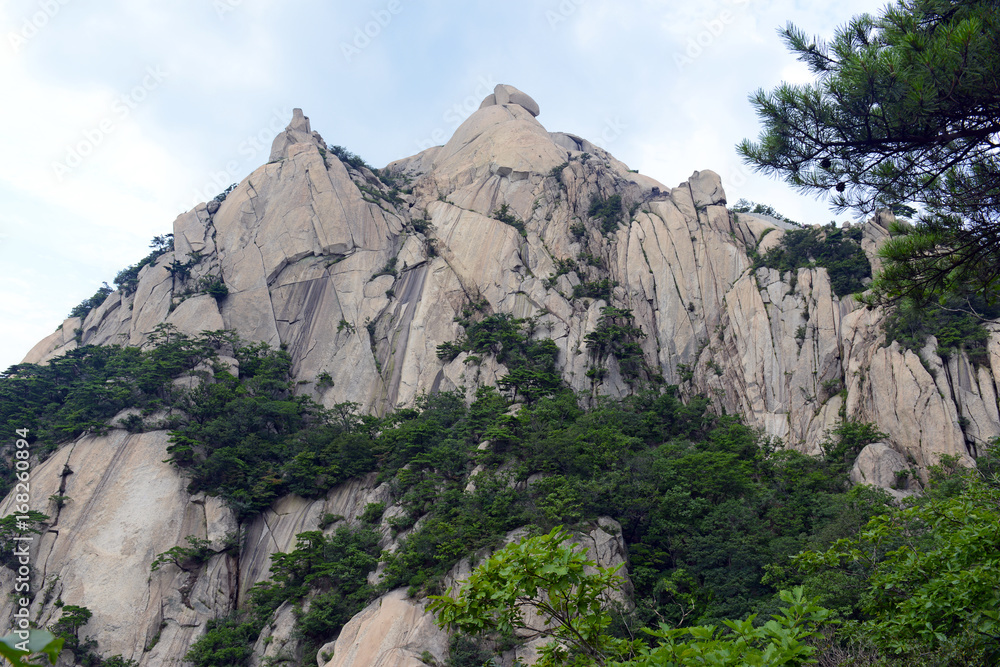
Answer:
6, 80, 1000, 667
478, 83, 541, 117
268, 107, 326, 161
23, 87, 996, 477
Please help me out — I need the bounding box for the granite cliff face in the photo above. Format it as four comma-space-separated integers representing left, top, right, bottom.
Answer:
9, 84, 1000, 666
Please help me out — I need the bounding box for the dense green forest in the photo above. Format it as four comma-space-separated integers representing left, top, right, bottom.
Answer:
2, 312, 997, 666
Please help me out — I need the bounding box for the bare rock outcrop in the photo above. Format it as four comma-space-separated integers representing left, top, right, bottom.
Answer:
479, 83, 541, 117
21, 317, 82, 365
319, 589, 448, 667
850, 442, 917, 500
0, 430, 237, 666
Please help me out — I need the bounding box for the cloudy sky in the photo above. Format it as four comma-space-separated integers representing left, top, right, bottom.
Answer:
0, 0, 880, 370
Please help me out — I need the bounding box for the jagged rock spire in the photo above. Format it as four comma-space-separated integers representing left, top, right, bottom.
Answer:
269, 108, 326, 162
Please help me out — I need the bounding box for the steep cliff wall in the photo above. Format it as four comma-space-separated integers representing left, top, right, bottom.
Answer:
9, 84, 1000, 666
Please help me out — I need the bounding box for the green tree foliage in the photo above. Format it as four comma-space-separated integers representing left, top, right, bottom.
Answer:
0, 321, 922, 661
588, 194, 625, 235
794, 471, 1000, 664
622, 588, 833, 667
0, 325, 223, 492
738, 0, 1000, 301
730, 199, 801, 227
584, 307, 656, 385
0, 327, 376, 518
375, 389, 533, 593
429, 527, 635, 666
49, 604, 112, 667
752, 224, 871, 298
437, 313, 563, 403
327, 144, 373, 172
185, 525, 380, 667
0, 510, 49, 569
165, 341, 378, 519
52, 605, 91, 642
268, 527, 380, 652
492, 203, 526, 236
183, 615, 260, 667
759, 484, 896, 621
197, 275, 229, 301
10, 320, 996, 663
212, 184, 237, 203
374, 391, 470, 479
69, 283, 114, 320
573, 279, 614, 302
430, 528, 835, 667
0, 630, 63, 667
150, 536, 218, 572
821, 421, 887, 474
444, 635, 494, 667
113, 235, 174, 295
379, 384, 859, 631
623, 425, 849, 625
881, 280, 1000, 365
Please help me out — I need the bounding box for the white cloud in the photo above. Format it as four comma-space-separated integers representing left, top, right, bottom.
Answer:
0, 0, 890, 369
